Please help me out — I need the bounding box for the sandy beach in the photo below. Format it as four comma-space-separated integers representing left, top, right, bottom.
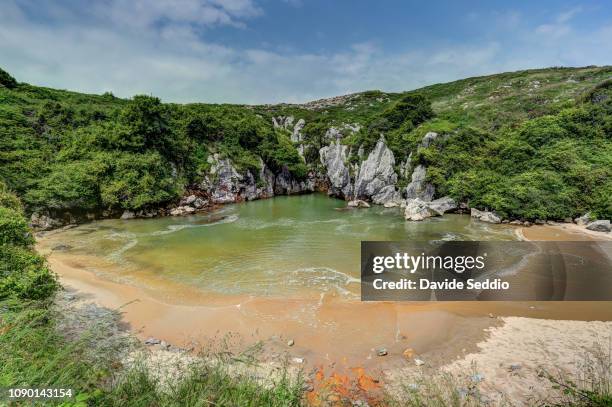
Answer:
37, 221, 612, 404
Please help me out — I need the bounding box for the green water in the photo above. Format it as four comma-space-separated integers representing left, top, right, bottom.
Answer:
52, 194, 517, 298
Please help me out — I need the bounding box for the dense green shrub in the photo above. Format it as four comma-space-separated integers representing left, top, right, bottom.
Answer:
0, 245, 57, 300
0, 207, 34, 246
0, 184, 58, 300
380, 93, 434, 131
0, 67, 17, 89
100, 152, 179, 209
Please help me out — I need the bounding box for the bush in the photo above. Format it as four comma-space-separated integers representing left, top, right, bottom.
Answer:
100, 152, 179, 210
0, 207, 34, 246
0, 67, 18, 89
0, 245, 57, 300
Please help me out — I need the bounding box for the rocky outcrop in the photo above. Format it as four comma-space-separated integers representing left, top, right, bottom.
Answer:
405, 165, 435, 202
575, 213, 591, 225
403, 132, 449, 202
193, 153, 313, 209
420, 131, 447, 148
273, 116, 306, 159
319, 142, 352, 198
353, 136, 398, 201
30, 212, 63, 230
586, 220, 611, 232
404, 197, 457, 221
471, 208, 502, 224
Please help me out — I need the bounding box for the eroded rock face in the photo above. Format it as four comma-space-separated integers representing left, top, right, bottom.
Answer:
207, 157, 243, 204
319, 142, 352, 198
353, 136, 397, 200
197, 154, 287, 206
471, 208, 502, 224
274, 167, 315, 195
30, 213, 63, 230
405, 165, 435, 202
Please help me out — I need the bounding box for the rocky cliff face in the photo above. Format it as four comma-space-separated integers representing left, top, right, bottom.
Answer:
199, 154, 313, 206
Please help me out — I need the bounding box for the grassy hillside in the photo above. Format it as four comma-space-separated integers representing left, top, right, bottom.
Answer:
1, 65, 611, 221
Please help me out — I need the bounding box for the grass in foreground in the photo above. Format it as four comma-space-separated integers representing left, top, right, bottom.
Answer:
0, 299, 303, 406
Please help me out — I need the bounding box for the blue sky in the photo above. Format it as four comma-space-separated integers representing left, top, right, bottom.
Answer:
1, 0, 611, 103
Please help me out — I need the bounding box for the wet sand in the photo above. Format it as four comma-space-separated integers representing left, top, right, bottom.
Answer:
38, 221, 612, 403
521, 223, 612, 241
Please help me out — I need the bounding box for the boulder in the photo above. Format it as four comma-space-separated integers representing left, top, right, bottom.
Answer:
427, 196, 457, 215
120, 210, 136, 220
575, 213, 591, 225
420, 131, 439, 148
404, 197, 456, 221
348, 200, 370, 208
586, 220, 611, 232
471, 208, 502, 224
353, 136, 397, 200
404, 198, 435, 221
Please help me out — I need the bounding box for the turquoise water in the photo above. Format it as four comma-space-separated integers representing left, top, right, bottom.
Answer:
49, 194, 517, 298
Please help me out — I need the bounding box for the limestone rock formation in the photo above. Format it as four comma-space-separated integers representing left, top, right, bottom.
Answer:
372, 185, 401, 205
319, 142, 352, 198
353, 136, 397, 201
405, 165, 435, 201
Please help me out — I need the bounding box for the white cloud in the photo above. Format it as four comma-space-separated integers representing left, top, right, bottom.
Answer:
0, 1, 610, 104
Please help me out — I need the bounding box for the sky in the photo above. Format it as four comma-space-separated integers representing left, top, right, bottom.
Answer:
1, 0, 611, 104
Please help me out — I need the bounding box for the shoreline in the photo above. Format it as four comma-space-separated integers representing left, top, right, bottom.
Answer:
38, 220, 612, 403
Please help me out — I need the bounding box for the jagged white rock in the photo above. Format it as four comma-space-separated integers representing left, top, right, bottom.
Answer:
353, 136, 397, 201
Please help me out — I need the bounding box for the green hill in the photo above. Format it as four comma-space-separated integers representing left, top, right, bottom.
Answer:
1, 65, 610, 222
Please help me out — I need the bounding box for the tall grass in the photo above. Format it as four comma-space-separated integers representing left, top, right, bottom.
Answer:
541, 339, 612, 407
0, 299, 303, 406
